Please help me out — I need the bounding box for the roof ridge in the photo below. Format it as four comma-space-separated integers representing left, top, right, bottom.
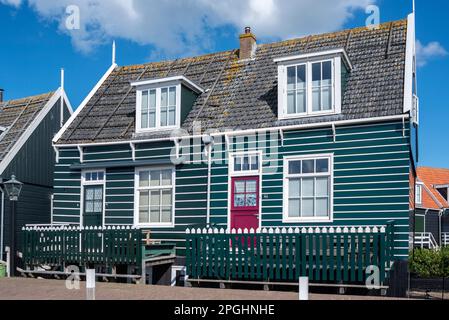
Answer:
0, 91, 54, 109
117, 18, 407, 72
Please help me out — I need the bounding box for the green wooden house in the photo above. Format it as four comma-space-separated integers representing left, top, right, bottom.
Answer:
0, 87, 72, 263
23, 13, 419, 292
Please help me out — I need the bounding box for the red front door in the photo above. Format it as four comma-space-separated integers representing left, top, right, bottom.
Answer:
231, 176, 260, 231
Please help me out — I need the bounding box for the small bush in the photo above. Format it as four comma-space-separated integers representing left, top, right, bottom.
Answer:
409, 247, 449, 278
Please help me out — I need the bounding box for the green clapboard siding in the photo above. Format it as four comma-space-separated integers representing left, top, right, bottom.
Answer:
53, 120, 411, 260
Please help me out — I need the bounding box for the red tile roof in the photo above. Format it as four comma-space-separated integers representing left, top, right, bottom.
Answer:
416, 167, 449, 210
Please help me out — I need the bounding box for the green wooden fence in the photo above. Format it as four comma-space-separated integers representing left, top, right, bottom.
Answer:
22, 226, 142, 269
185, 223, 395, 284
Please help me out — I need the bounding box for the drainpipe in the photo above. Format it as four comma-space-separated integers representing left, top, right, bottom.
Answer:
0, 186, 4, 258
203, 136, 213, 226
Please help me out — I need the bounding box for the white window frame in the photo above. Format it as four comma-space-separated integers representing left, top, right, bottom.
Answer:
415, 183, 423, 205
435, 184, 449, 202
134, 166, 176, 228
277, 55, 343, 120
135, 81, 182, 133
283, 154, 334, 223
229, 151, 262, 177
80, 169, 106, 227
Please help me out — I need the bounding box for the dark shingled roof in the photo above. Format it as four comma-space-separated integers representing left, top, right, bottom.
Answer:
56, 19, 408, 145
0, 92, 54, 162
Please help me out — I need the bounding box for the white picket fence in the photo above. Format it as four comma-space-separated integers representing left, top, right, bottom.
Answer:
442, 233, 449, 247
186, 225, 387, 235
414, 232, 439, 250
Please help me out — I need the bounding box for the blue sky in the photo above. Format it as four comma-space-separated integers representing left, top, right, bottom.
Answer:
0, 0, 448, 168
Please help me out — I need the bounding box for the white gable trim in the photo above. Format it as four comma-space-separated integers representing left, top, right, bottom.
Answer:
404, 13, 416, 113
273, 48, 353, 71
52, 63, 118, 144
0, 88, 72, 175
131, 75, 204, 94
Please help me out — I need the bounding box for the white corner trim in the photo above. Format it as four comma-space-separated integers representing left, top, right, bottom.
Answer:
131, 75, 204, 94
404, 13, 416, 113
0, 88, 65, 175
62, 89, 74, 115
273, 48, 353, 71
52, 63, 118, 144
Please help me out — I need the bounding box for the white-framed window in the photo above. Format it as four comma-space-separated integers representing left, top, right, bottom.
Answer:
436, 185, 449, 202
276, 50, 351, 120
134, 167, 175, 228
81, 170, 106, 227
283, 154, 333, 223
229, 152, 262, 176
136, 84, 180, 132
415, 183, 423, 205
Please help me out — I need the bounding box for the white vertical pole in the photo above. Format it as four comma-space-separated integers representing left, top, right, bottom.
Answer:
112, 41, 116, 65
299, 277, 309, 301
60, 68, 65, 128
86, 269, 96, 300
5, 246, 10, 278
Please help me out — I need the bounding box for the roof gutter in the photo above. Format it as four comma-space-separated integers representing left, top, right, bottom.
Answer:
53, 114, 409, 149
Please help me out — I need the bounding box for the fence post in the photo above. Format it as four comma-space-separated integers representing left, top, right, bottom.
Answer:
299, 277, 309, 301
86, 268, 96, 300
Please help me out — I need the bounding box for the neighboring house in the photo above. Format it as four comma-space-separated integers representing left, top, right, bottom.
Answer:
411, 167, 449, 248
0, 87, 72, 261
23, 12, 418, 293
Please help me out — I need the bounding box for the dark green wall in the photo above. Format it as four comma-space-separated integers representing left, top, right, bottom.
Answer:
53, 120, 411, 259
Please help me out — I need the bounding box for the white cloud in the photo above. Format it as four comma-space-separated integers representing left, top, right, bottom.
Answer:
0, 0, 21, 7
416, 40, 448, 67
3, 0, 375, 57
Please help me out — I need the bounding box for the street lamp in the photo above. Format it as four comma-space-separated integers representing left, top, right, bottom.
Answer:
4, 175, 23, 277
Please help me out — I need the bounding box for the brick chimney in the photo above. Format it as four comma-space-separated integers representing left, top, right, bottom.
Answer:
239, 27, 257, 60
0, 89, 3, 103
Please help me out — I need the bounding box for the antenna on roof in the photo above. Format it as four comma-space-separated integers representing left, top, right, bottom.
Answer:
412, 0, 415, 13
112, 40, 116, 65
60, 68, 65, 128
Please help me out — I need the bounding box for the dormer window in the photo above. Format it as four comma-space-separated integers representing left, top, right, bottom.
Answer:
132, 76, 204, 133
275, 49, 352, 120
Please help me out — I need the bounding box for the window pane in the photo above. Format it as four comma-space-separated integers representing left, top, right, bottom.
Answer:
316, 198, 329, 217
289, 160, 301, 174
246, 194, 257, 207
297, 65, 306, 89
287, 91, 296, 114
149, 90, 156, 127
289, 200, 301, 218
92, 172, 98, 181
289, 179, 300, 198
312, 62, 321, 85
139, 209, 149, 224
98, 172, 104, 181
169, 87, 176, 106
312, 87, 321, 112
250, 156, 259, 171
242, 156, 250, 171
85, 188, 94, 200
150, 207, 160, 223
161, 170, 172, 185
234, 157, 242, 172
161, 208, 172, 223
149, 90, 156, 110
139, 171, 149, 187
161, 190, 172, 206
160, 109, 167, 127
93, 200, 102, 213
85, 172, 92, 181
246, 180, 257, 193
322, 61, 332, 84
302, 199, 314, 217
85, 201, 93, 213
150, 191, 160, 207
94, 187, 103, 200
150, 171, 160, 187
297, 90, 306, 113
168, 107, 176, 126
140, 191, 149, 207
316, 159, 329, 173
316, 178, 329, 197
235, 181, 245, 193
302, 178, 314, 197
234, 194, 245, 207
287, 67, 296, 91
437, 188, 448, 201
141, 91, 148, 110
322, 86, 332, 110
149, 111, 156, 128
302, 160, 314, 174
161, 88, 168, 107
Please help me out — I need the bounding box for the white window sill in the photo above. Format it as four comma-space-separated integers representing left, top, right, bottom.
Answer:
279, 110, 339, 121
136, 126, 180, 134
134, 223, 175, 229
282, 217, 333, 224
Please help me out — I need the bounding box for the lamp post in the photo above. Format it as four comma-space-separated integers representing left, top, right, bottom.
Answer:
4, 175, 23, 277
